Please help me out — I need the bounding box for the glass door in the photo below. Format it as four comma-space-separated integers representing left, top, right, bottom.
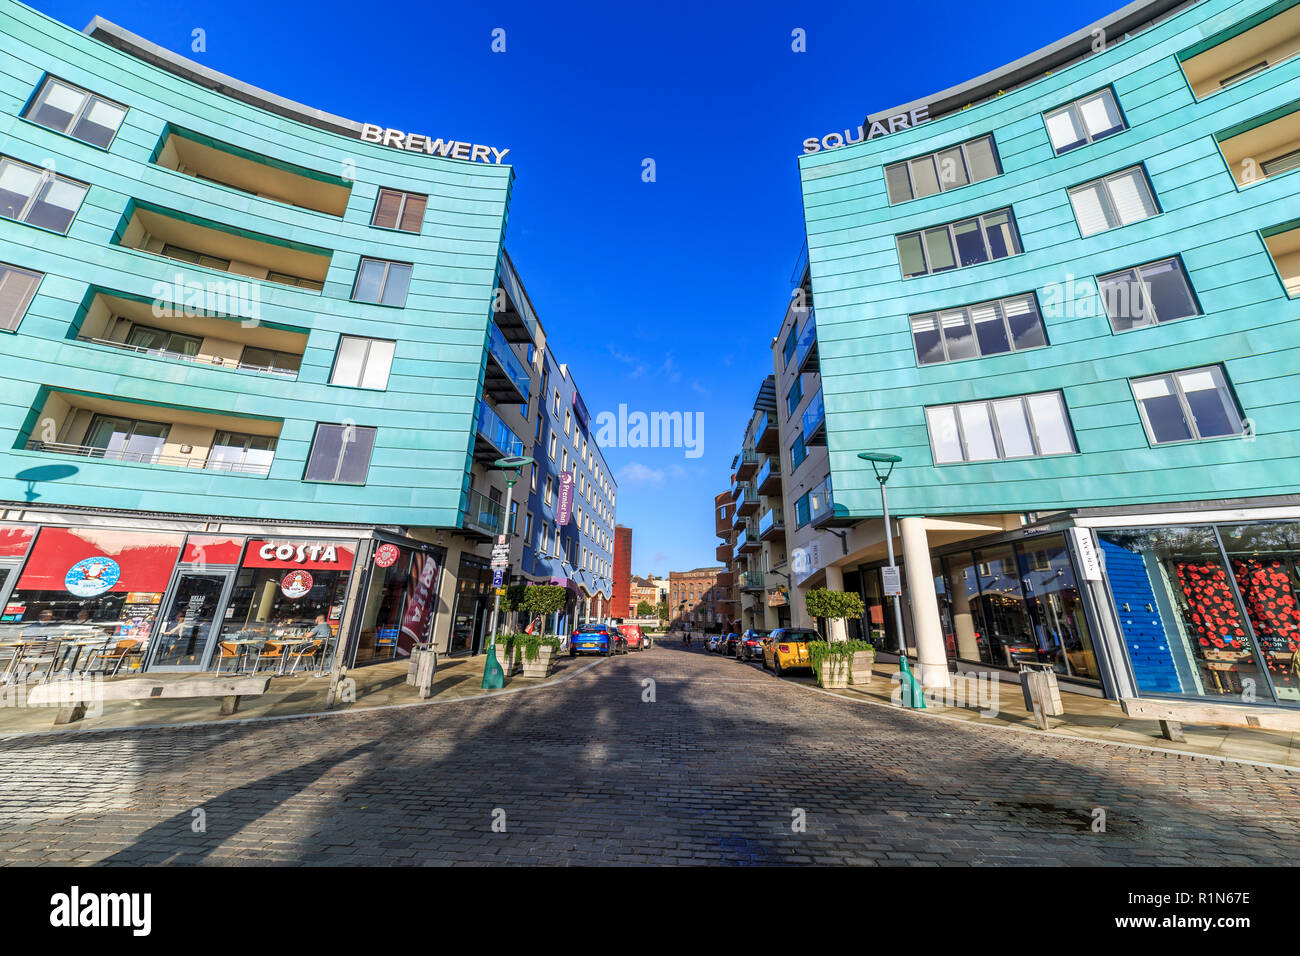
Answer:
147, 568, 234, 671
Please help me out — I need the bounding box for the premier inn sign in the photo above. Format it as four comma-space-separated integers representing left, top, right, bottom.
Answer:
360, 124, 510, 164
802, 106, 930, 154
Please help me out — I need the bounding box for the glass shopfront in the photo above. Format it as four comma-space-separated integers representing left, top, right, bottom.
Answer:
1099, 521, 1300, 705
354, 542, 443, 664
450, 554, 493, 654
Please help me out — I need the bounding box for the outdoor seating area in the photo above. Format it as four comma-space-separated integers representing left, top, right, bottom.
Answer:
0, 625, 148, 685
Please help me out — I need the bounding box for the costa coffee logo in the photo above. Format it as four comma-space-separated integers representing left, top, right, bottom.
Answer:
258, 542, 340, 564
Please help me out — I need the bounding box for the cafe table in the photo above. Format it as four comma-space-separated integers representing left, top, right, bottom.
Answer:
265, 637, 316, 675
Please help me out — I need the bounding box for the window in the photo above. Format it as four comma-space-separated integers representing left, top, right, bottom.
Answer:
206, 431, 276, 474
553, 527, 562, 557
1262, 147, 1300, 178
82, 414, 169, 462
0, 156, 88, 234
565, 409, 571, 436
371, 188, 427, 232
897, 208, 1020, 278
787, 376, 803, 415
330, 336, 395, 389
1044, 89, 1126, 154
266, 271, 324, 291
160, 244, 231, 272
553, 389, 560, 414
304, 423, 377, 483
885, 135, 1002, 203
1068, 166, 1158, 237
794, 492, 811, 528
562, 449, 569, 474
0, 263, 42, 331
524, 512, 534, 544
790, 435, 807, 470
911, 294, 1047, 365
24, 77, 126, 149
782, 328, 797, 367
352, 258, 412, 306
241, 346, 302, 375
1097, 258, 1200, 332
1131, 366, 1244, 444
125, 324, 202, 358
926, 392, 1076, 464
548, 432, 557, 460
545, 477, 554, 506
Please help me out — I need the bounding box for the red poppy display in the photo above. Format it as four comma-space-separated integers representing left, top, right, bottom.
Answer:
1232, 558, 1300, 676
1174, 561, 1247, 650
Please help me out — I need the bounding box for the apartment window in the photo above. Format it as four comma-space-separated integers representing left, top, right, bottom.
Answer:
1068, 167, 1159, 237
562, 449, 569, 474
554, 528, 562, 557
0, 263, 42, 331
782, 328, 797, 367
545, 477, 554, 506
524, 512, 534, 543
266, 271, 323, 291
82, 414, 169, 462
911, 294, 1047, 365
510, 500, 518, 535
1044, 89, 1126, 154
330, 336, 395, 389
553, 389, 560, 414
304, 423, 377, 483
161, 244, 230, 272
530, 465, 537, 491
206, 431, 276, 474
0, 156, 88, 234
371, 188, 427, 233
790, 435, 807, 470
926, 392, 1076, 464
124, 324, 201, 358
549, 432, 557, 460
241, 346, 302, 375
352, 258, 412, 306
787, 376, 803, 415
1131, 366, 1244, 444
24, 76, 126, 149
794, 492, 811, 528
1097, 258, 1200, 332
565, 409, 571, 436
897, 208, 1020, 278
885, 134, 1002, 203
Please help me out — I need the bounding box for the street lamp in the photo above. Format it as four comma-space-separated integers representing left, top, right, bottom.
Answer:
482, 454, 534, 689
857, 452, 906, 657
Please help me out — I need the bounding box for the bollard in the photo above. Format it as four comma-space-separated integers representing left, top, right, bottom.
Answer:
898, 655, 926, 709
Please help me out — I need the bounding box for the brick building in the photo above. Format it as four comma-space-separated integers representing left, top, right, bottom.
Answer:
610, 525, 633, 617
669, 567, 729, 631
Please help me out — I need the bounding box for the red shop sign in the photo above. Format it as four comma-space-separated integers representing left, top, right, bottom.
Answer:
374, 543, 401, 568
243, 539, 356, 571
0, 524, 35, 559
16, 527, 184, 593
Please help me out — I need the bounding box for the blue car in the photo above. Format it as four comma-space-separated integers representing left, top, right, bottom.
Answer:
570, 623, 628, 657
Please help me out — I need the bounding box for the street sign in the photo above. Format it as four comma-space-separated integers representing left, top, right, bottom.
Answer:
492, 568, 505, 588
881, 565, 902, 597
495, 587, 506, 596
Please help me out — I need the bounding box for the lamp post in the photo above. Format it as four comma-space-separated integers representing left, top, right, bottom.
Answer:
857, 452, 906, 657
483, 454, 534, 689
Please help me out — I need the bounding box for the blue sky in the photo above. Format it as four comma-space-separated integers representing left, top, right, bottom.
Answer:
33, 0, 1119, 577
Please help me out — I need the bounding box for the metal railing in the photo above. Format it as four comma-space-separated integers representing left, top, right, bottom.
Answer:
739, 570, 764, 589
802, 389, 825, 440
464, 487, 507, 536
794, 311, 818, 371
476, 401, 525, 458
487, 320, 532, 399
25, 440, 273, 476
759, 507, 785, 537
76, 335, 299, 379
756, 456, 781, 490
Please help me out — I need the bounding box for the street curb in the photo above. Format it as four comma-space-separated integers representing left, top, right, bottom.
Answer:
0, 655, 608, 743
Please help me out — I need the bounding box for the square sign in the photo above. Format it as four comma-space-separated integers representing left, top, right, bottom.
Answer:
492, 568, 505, 588
881, 565, 902, 597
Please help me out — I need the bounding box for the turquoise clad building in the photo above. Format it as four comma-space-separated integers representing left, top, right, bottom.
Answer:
790, 0, 1300, 717
0, 1, 614, 672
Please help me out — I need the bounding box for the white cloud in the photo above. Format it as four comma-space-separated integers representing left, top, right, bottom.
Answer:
616, 461, 666, 484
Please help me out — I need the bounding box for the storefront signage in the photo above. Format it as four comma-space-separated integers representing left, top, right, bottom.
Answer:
556, 472, 575, 527
881, 565, 902, 597
374, 543, 401, 568
259, 542, 340, 564
65, 557, 120, 597
1068, 528, 1103, 582
802, 107, 931, 155
359, 124, 510, 165
281, 570, 314, 599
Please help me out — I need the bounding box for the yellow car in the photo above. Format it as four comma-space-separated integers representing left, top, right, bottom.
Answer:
762, 627, 820, 676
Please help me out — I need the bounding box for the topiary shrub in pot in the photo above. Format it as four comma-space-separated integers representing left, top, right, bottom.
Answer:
806, 588, 871, 688
492, 633, 522, 676
519, 634, 562, 678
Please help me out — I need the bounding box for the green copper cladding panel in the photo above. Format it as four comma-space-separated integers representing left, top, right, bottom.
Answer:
798, 0, 1300, 519
0, 0, 512, 525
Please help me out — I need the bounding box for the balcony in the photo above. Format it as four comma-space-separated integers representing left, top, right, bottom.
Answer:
1264, 222, 1300, 297
73, 290, 306, 379
794, 311, 819, 373
1180, 2, 1300, 100
735, 521, 760, 555
735, 482, 759, 516
756, 456, 782, 496
809, 475, 855, 528
759, 507, 785, 541
1218, 107, 1300, 188
153, 125, 351, 216
734, 447, 759, 480
115, 200, 331, 291
495, 251, 541, 344
24, 390, 280, 477
802, 389, 826, 445
474, 401, 525, 460
739, 570, 765, 591
484, 319, 531, 404
755, 409, 778, 453
463, 487, 507, 539
715, 542, 732, 563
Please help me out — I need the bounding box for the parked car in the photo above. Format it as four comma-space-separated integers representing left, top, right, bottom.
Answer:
620, 623, 646, 651
723, 632, 743, 656
762, 627, 820, 676
705, 633, 726, 653
570, 623, 628, 657
736, 629, 769, 662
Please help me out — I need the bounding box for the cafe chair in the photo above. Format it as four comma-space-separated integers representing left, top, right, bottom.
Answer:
13, 640, 63, 685
83, 639, 143, 677
213, 641, 251, 677
286, 640, 323, 676
254, 640, 285, 675
374, 631, 398, 660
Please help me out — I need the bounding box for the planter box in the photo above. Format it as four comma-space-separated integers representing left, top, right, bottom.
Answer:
817, 657, 851, 690
520, 646, 556, 679
850, 649, 876, 685
492, 643, 520, 676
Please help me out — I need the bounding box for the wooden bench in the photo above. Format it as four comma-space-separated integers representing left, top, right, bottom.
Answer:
1120, 697, 1300, 741
26, 675, 272, 726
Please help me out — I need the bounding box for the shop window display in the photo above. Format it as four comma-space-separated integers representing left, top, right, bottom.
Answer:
1219, 522, 1300, 702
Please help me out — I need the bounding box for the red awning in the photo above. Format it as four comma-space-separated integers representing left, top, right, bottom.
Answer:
16, 527, 184, 593
0, 524, 35, 559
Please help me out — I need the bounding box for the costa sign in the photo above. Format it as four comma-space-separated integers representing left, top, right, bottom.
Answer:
245, 540, 356, 571
803, 106, 931, 154
259, 542, 340, 564
359, 124, 510, 165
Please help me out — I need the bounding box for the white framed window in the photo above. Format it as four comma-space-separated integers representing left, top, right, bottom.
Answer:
1131, 366, 1244, 444
371, 188, 427, 233
0, 155, 88, 234
352, 258, 412, 306
897, 208, 1020, 278
548, 432, 557, 460
885, 134, 1002, 203
544, 477, 554, 506
1097, 257, 1200, 331
330, 336, 396, 389
564, 409, 571, 435
1068, 166, 1158, 237
304, 423, 377, 483
926, 391, 1076, 464
539, 522, 549, 553
1044, 88, 1126, 154
0, 262, 43, 332
911, 294, 1047, 365
24, 76, 127, 149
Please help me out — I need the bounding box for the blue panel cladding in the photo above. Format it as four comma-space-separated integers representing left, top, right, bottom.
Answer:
1102, 538, 1182, 693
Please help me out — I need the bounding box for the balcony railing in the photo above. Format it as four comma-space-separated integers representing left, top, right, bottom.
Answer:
735, 520, 760, 555
759, 507, 785, 540
75, 335, 299, 379
735, 481, 758, 516
24, 440, 272, 476
475, 401, 525, 459
802, 389, 826, 445
755, 408, 778, 453
808, 474, 852, 527
484, 319, 531, 403
756, 456, 781, 495
734, 447, 760, 479
739, 570, 764, 590
464, 487, 507, 537
794, 311, 818, 373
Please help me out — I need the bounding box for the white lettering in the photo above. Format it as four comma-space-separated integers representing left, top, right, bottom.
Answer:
259, 543, 275, 560
802, 137, 821, 154
381, 128, 406, 149
359, 123, 384, 143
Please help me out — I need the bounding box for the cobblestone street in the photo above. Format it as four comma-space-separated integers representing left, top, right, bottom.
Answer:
1, 643, 1297, 865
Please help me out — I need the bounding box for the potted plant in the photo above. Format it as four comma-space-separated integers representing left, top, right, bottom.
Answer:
805, 587, 874, 688
518, 634, 562, 677
492, 633, 521, 676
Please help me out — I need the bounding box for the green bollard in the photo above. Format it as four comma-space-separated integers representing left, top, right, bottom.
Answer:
481, 639, 505, 690
898, 655, 926, 709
